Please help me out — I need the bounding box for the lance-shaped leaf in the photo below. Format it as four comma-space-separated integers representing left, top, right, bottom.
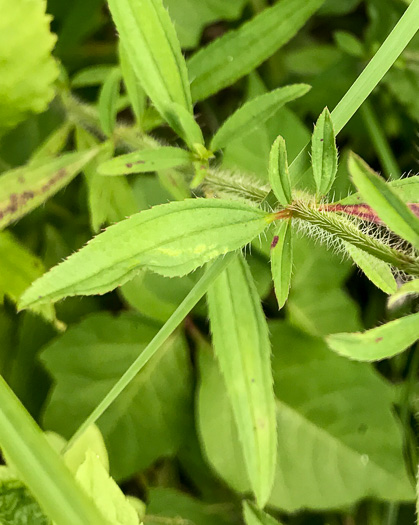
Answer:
0, 149, 98, 231
106, 0, 193, 129
269, 136, 292, 207
98, 147, 192, 176
210, 84, 310, 151
98, 68, 122, 136
271, 220, 293, 309
188, 0, 325, 102
19, 199, 271, 308
327, 312, 419, 362
344, 243, 397, 295
338, 176, 419, 205
349, 153, 419, 248
207, 255, 277, 507
243, 501, 283, 525
165, 102, 205, 149
388, 278, 419, 308
311, 107, 338, 196
119, 45, 146, 125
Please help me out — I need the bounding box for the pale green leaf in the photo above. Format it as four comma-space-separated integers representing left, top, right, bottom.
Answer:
76, 451, 139, 525
42, 313, 192, 480
19, 199, 270, 308
207, 255, 276, 506
271, 220, 293, 309
345, 243, 397, 294
0, 0, 59, 133
63, 425, 109, 475
338, 175, 419, 205
349, 153, 419, 248
106, 0, 193, 125
243, 501, 283, 525
197, 322, 413, 511
98, 147, 192, 176
268, 136, 292, 207
0, 149, 99, 231
327, 312, 419, 361
98, 68, 122, 136
388, 278, 419, 308
188, 0, 325, 102
165, 102, 205, 149
119, 45, 146, 124
210, 84, 310, 151
311, 107, 338, 196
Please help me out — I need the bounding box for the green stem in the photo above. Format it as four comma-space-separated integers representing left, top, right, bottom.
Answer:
66, 253, 234, 450
360, 99, 401, 179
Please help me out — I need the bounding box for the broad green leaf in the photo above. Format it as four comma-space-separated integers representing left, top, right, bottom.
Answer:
146, 487, 233, 525
210, 84, 310, 151
0, 0, 59, 133
188, 0, 325, 102
311, 107, 338, 196
388, 278, 419, 308
119, 45, 146, 125
271, 220, 293, 309
98, 68, 122, 136
327, 312, 419, 361
0, 148, 98, 231
344, 243, 397, 295
197, 322, 413, 511
0, 466, 50, 525
349, 153, 419, 248
41, 313, 192, 480
243, 501, 283, 525
207, 255, 276, 507
76, 127, 138, 232
71, 65, 117, 88
19, 199, 271, 308
338, 175, 419, 205
76, 451, 139, 525
106, 0, 193, 126
98, 147, 192, 176
0, 376, 111, 525
268, 136, 292, 207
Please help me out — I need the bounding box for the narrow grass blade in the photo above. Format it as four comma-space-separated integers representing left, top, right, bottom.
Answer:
207, 255, 277, 506
327, 312, 419, 361
0, 376, 110, 525
311, 107, 338, 196
271, 220, 293, 309
269, 136, 292, 207
349, 153, 419, 248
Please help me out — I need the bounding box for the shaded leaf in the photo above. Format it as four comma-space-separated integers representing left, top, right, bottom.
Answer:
388, 278, 419, 308
119, 45, 146, 125
268, 135, 292, 207
243, 501, 283, 525
311, 107, 338, 196
71, 65, 117, 88
98, 68, 122, 136
271, 220, 293, 309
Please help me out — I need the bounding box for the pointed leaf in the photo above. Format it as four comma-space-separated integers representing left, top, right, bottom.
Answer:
327, 312, 419, 361
210, 84, 310, 151
31, 122, 74, 162
338, 175, 419, 205
388, 278, 419, 308
311, 107, 338, 196
243, 501, 283, 525
119, 45, 146, 125
344, 243, 397, 295
19, 199, 271, 308
165, 102, 205, 149
106, 0, 193, 125
0, 149, 98, 230
98, 147, 192, 176
268, 136, 292, 207
349, 153, 419, 248
98, 68, 122, 136
207, 255, 277, 506
188, 0, 325, 102
271, 220, 293, 309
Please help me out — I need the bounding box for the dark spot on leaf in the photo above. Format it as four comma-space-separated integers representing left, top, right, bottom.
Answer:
251, 378, 255, 383
126, 163, 133, 168
18, 175, 25, 183
320, 138, 324, 142
134, 160, 146, 165
358, 423, 368, 434
375, 337, 383, 343
271, 235, 279, 249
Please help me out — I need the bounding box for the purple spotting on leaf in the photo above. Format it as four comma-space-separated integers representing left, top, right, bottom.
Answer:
271, 235, 279, 249
126, 163, 133, 168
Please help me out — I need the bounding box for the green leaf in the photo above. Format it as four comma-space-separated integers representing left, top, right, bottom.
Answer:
326, 312, 419, 361
76, 451, 139, 525
197, 321, 413, 511
0, 148, 99, 231
344, 243, 397, 295
271, 220, 293, 309
119, 45, 146, 125
98, 68, 122, 136
98, 147, 192, 176
311, 107, 338, 196
268, 136, 292, 207
388, 278, 419, 308
41, 313, 193, 480
243, 501, 283, 525
338, 175, 419, 205
19, 199, 270, 308
31, 122, 74, 163
0, 376, 111, 525
188, 0, 325, 102
210, 84, 310, 151
0, 0, 59, 133
207, 255, 276, 507
71, 65, 117, 88
349, 153, 419, 248
106, 0, 193, 125
165, 101, 205, 149
63, 425, 109, 475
